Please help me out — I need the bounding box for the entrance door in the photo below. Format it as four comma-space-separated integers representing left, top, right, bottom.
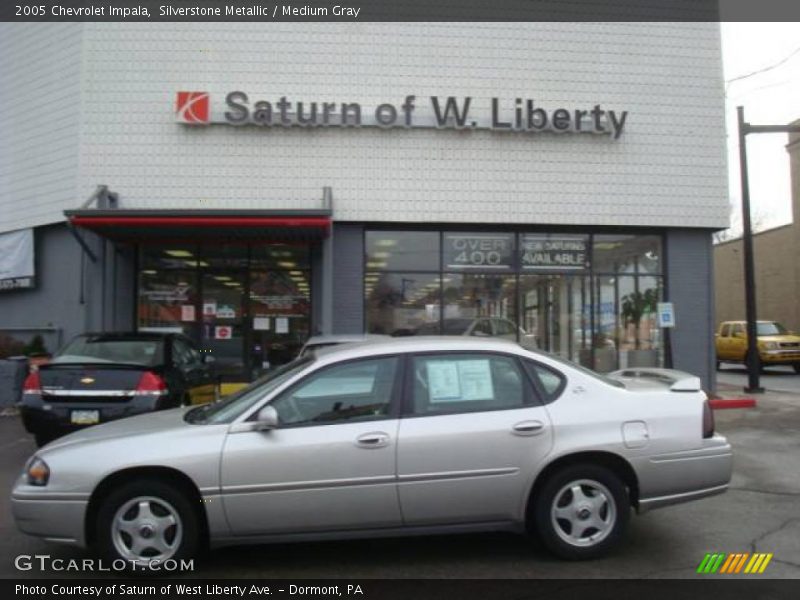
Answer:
247, 269, 311, 379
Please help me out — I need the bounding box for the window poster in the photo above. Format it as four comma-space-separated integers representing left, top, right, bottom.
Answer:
427, 359, 494, 403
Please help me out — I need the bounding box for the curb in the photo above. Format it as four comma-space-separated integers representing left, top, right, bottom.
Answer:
709, 397, 757, 410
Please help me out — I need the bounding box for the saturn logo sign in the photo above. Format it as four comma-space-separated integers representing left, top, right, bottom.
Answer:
176, 92, 210, 124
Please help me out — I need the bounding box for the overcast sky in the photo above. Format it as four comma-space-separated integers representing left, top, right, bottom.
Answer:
721, 22, 800, 234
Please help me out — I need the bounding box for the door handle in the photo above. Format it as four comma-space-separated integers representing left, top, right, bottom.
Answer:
512, 420, 545, 436
356, 432, 390, 448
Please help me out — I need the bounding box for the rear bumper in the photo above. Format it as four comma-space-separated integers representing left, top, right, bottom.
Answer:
11, 494, 88, 547
19, 399, 158, 436
635, 435, 733, 513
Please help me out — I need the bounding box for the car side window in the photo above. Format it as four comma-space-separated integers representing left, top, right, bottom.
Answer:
410, 353, 526, 416
472, 320, 492, 336
493, 319, 516, 336
720, 324, 731, 337
172, 339, 191, 367
523, 360, 566, 403
732, 323, 744, 336
270, 357, 398, 426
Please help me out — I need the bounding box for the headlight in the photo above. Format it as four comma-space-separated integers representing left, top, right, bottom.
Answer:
761, 341, 778, 350
26, 457, 50, 486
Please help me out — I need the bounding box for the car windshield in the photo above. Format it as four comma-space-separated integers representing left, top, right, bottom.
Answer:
53, 337, 162, 366
185, 356, 314, 425
757, 322, 788, 336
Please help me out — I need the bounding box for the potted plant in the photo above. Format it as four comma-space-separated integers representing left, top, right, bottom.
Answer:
621, 289, 659, 367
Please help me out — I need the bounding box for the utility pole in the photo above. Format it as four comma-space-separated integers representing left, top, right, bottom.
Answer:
736, 107, 800, 393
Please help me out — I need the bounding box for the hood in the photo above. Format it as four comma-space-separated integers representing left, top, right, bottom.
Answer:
40, 407, 193, 452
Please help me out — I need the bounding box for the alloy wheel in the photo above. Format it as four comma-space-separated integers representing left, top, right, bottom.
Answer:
550, 479, 616, 548
111, 495, 183, 564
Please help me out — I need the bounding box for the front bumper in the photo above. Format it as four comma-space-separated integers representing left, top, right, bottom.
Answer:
635, 434, 733, 513
11, 491, 88, 547
760, 349, 800, 364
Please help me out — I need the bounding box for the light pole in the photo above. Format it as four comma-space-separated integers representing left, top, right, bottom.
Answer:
735, 106, 800, 393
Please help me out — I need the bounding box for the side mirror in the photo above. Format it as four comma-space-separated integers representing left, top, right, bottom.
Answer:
254, 405, 279, 431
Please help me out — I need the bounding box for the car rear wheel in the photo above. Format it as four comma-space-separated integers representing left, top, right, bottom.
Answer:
793, 364, 800, 374
95, 480, 199, 570
532, 464, 630, 560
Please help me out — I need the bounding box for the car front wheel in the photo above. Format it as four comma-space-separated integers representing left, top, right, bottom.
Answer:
532, 464, 630, 560
95, 479, 199, 570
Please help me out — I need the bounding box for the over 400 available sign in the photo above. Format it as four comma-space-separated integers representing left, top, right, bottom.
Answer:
176, 92, 628, 138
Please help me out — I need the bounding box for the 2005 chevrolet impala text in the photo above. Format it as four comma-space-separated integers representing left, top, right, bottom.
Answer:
12, 337, 732, 566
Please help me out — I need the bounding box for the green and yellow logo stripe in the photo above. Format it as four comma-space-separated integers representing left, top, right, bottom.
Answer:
697, 552, 773, 574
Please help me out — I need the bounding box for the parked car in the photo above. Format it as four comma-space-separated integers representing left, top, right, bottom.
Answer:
298, 333, 390, 357
715, 320, 800, 372
415, 317, 538, 349
19, 332, 216, 446
12, 336, 731, 567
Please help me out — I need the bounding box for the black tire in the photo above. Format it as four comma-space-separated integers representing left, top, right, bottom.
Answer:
531, 463, 630, 560
716, 360, 721, 371
95, 479, 200, 571
793, 364, 800, 374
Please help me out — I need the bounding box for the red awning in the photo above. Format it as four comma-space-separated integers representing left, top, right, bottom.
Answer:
65, 210, 331, 243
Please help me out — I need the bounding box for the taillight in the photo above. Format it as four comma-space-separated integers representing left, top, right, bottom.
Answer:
702, 399, 715, 438
22, 372, 42, 395
135, 371, 168, 396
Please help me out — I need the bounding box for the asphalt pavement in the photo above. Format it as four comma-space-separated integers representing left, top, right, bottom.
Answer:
0, 383, 799, 579
717, 364, 800, 394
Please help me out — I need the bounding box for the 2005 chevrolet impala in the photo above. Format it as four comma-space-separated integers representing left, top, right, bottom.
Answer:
12, 337, 732, 565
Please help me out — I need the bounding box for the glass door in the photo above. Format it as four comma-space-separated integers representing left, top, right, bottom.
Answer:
248, 269, 311, 379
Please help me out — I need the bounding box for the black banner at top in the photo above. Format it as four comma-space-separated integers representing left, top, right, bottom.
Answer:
2, 0, 800, 22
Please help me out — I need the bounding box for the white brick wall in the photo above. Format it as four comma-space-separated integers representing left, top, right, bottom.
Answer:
0, 23, 83, 233
1, 23, 729, 232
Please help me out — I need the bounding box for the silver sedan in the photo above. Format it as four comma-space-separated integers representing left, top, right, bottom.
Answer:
12, 337, 732, 567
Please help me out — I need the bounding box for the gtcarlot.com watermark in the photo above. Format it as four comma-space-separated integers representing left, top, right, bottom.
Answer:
14, 554, 194, 572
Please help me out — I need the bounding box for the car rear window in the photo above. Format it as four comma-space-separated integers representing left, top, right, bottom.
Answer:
54, 337, 163, 366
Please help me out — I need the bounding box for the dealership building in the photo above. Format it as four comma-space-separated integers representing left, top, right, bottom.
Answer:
0, 23, 728, 388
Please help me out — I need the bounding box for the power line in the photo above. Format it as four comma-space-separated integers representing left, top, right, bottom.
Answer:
726, 44, 800, 90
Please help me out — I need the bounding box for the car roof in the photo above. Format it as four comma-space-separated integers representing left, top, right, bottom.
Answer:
304, 334, 390, 345
310, 335, 525, 362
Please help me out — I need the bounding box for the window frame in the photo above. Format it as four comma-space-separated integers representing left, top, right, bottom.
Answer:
401, 350, 542, 418
255, 354, 406, 429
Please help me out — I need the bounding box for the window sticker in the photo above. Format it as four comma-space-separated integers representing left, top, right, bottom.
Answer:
427, 359, 494, 403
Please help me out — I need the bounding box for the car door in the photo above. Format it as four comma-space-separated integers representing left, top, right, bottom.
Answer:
717, 323, 731, 360
730, 323, 746, 360
220, 355, 403, 535
396, 352, 554, 526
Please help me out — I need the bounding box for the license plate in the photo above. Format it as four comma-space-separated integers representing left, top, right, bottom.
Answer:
71, 410, 99, 425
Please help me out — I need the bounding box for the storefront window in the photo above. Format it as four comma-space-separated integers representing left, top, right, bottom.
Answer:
441, 273, 518, 340
138, 243, 312, 382
365, 231, 440, 271
364, 229, 664, 373
138, 270, 197, 336
593, 235, 661, 274
365, 272, 440, 335
251, 245, 310, 270
519, 274, 591, 362
140, 245, 204, 270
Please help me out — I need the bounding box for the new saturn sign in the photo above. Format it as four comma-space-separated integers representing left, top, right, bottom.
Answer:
175, 91, 628, 138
